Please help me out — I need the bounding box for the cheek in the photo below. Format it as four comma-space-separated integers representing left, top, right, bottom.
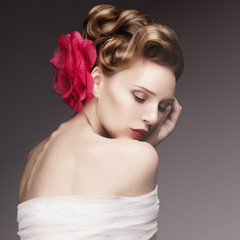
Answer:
96, 92, 136, 138
97, 88, 131, 126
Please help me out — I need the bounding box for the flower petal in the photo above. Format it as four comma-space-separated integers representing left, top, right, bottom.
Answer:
49, 31, 97, 111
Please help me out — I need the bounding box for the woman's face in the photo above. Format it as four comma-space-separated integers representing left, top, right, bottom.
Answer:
94, 60, 176, 140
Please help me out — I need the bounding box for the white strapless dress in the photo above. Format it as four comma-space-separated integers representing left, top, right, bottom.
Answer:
17, 186, 159, 240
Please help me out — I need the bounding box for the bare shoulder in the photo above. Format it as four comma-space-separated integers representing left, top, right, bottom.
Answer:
116, 139, 159, 170
18, 138, 48, 202
98, 139, 159, 196
124, 140, 158, 161
18, 123, 75, 202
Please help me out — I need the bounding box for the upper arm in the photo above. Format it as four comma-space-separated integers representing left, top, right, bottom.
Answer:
130, 141, 159, 191
111, 140, 159, 195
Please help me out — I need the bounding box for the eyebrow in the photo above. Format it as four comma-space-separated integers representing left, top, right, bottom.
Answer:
133, 85, 175, 102
134, 86, 156, 96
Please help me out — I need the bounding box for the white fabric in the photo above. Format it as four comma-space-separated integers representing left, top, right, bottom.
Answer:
17, 185, 159, 240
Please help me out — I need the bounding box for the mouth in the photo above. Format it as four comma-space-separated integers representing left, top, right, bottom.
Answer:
130, 129, 149, 140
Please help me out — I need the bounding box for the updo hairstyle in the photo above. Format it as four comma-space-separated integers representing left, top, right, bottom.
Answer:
82, 5, 184, 80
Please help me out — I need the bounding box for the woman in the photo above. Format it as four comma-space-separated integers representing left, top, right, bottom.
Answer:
17, 4, 184, 240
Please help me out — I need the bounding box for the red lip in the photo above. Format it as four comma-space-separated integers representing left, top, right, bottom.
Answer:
131, 129, 149, 139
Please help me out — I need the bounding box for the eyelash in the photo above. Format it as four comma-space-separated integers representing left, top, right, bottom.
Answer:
133, 95, 145, 103
158, 105, 167, 112
133, 92, 170, 112
134, 97, 168, 112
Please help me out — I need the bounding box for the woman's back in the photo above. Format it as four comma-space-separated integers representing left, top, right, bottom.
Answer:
18, 111, 159, 204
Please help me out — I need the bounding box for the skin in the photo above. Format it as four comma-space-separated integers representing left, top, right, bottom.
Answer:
18, 60, 182, 240
91, 60, 181, 145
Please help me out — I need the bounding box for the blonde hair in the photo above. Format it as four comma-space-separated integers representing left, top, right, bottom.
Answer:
82, 4, 184, 80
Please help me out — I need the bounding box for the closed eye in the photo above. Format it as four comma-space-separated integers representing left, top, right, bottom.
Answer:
158, 103, 171, 112
134, 95, 145, 103
158, 105, 167, 112
132, 91, 147, 103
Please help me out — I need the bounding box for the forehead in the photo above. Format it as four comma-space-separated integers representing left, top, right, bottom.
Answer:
108, 60, 176, 97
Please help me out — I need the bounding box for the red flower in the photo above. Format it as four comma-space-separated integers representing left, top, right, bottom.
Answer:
49, 31, 97, 111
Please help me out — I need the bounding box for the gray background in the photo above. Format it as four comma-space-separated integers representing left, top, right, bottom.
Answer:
1, 0, 239, 239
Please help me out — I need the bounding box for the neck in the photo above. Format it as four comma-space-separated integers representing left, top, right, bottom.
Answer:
80, 98, 107, 137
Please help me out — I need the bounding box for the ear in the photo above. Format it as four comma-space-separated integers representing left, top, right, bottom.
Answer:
91, 66, 104, 98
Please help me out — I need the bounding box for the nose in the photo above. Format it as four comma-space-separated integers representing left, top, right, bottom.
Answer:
142, 106, 159, 126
